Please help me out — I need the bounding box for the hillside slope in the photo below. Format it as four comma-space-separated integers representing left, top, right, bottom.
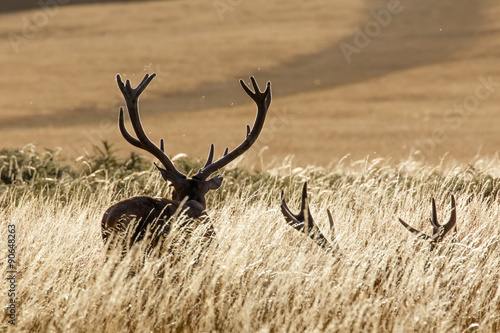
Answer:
1, 0, 499, 166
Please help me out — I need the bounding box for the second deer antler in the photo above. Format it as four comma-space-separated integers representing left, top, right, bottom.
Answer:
280, 182, 338, 252
398, 195, 457, 248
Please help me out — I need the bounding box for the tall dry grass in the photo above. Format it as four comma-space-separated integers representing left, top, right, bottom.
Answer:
1, 153, 500, 332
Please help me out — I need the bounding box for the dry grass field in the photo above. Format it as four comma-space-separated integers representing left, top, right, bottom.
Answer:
0, 148, 499, 332
0, 0, 499, 166
1, 1, 500, 332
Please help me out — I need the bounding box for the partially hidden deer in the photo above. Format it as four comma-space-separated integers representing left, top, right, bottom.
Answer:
280, 182, 339, 253
398, 195, 457, 250
280, 183, 457, 253
101, 73, 271, 250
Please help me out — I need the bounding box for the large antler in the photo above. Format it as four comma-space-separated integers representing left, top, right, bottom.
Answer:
398, 195, 457, 248
280, 182, 338, 252
116, 73, 186, 183
194, 77, 271, 180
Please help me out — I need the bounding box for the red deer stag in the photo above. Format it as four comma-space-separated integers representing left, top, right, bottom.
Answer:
102, 73, 271, 249
280, 182, 339, 253
398, 195, 457, 250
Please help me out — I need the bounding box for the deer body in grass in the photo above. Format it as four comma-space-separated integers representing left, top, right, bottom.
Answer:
101, 73, 271, 249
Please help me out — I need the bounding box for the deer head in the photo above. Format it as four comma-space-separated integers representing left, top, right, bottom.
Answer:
117, 73, 271, 209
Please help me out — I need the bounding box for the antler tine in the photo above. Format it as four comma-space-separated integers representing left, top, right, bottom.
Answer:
202, 145, 227, 168
433, 195, 457, 242
326, 209, 335, 241
160, 139, 165, 152
303, 183, 311, 235
194, 77, 271, 180
116, 73, 185, 181
203, 144, 215, 168
450, 195, 458, 238
299, 182, 315, 235
397, 217, 432, 240
280, 190, 304, 231
430, 198, 440, 234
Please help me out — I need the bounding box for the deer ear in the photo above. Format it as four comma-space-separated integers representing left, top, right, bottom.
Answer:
206, 176, 223, 190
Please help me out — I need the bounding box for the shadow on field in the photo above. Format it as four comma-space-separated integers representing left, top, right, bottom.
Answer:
1, 0, 483, 125
0, 0, 161, 14
155, 0, 482, 112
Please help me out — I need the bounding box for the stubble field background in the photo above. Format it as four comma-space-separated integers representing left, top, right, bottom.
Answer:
0, 0, 500, 166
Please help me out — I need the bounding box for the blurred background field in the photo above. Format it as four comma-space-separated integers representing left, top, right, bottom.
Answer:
1, 0, 499, 167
